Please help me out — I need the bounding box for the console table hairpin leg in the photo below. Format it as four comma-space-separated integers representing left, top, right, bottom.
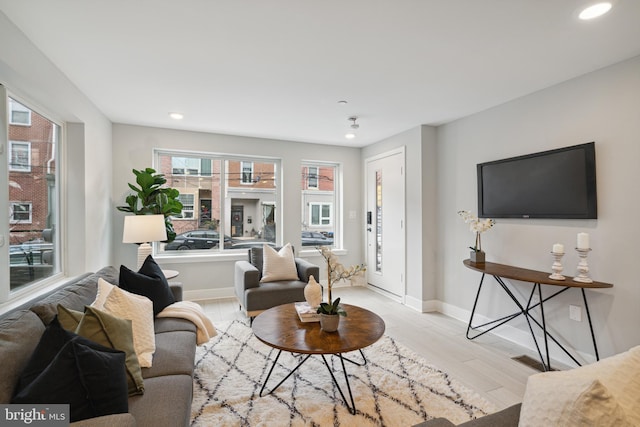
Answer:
463, 260, 612, 372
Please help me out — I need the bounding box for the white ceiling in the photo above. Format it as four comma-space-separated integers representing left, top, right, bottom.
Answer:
2, 1, 640, 147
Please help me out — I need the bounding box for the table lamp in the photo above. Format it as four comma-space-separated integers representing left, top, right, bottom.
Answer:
122, 214, 167, 269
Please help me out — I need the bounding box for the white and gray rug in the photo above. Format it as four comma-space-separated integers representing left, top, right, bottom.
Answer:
191, 320, 496, 427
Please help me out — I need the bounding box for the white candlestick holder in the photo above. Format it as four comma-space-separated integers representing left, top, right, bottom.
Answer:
549, 252, 565, 280
574, 248, 593, 283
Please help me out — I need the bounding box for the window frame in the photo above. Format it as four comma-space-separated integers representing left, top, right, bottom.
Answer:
307, 166, 319, 189
2, 89, 64, 303
301, 161, 340, 249
241, 161, 254, 184
9, 98, 31, 126
9, 141, 32, 172
309, 202, 332, 226
153, 149, 281, 257
9, 201, 33, 224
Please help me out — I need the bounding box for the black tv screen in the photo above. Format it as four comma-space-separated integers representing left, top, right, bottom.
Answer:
477, 142, 597, 219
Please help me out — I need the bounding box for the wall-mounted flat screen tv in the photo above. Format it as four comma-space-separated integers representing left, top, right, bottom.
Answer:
477, 142, 597, 219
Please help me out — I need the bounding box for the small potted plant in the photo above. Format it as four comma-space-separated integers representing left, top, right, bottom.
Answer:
457, 210, 495, 264
316, 297, 347, 332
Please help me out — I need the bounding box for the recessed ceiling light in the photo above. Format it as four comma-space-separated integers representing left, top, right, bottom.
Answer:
338, 100, 348, 105
579, 2, 612, 20
169, 112, 184, 120
345, 132, 356, 140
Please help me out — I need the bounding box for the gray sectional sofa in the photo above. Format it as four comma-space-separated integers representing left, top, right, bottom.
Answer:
0, 266, 197, 427
413, 404, 521, 427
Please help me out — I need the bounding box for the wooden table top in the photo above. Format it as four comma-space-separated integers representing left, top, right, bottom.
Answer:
252, 303, 386, 355
463, 259, 613, 289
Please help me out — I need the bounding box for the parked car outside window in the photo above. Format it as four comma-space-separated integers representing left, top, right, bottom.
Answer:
301, 231, 334, 246
164, 231, 232, 250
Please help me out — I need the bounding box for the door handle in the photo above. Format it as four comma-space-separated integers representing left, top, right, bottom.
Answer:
367, 227, 372, 232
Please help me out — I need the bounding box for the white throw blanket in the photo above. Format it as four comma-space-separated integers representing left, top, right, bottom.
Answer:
157, 301, 217, 345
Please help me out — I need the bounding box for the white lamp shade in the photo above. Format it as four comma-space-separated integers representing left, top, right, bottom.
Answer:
122, 214, 168, 244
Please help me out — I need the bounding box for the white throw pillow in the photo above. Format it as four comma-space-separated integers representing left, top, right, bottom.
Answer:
92, 277, 115, 309
260, 243, 299, 283
519, 374, 632, 426
103, 286, 156, 367
519, 345, 640, 426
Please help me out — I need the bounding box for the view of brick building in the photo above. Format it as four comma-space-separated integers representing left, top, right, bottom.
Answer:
8, 98, 56, 245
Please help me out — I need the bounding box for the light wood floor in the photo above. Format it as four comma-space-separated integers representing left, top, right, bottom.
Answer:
198, 286, 540, 411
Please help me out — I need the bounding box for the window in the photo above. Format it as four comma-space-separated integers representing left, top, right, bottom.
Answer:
9, 98, 31, 125
301, 162, 338, 247
156, 151, 279, 253
9, 141, 31, 172
241, 161, 253, 184
307, 166, 318, 189
171, 157, 212, 176
177, 194, 195, 219
10, 202, 32, 224
309, 203, 332, 226
5, 95, 61, 294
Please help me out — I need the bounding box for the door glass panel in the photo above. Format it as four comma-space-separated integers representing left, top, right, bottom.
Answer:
375, 169, 382, 272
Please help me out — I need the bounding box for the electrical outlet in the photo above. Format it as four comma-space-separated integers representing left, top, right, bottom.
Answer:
569, 305, 582, 322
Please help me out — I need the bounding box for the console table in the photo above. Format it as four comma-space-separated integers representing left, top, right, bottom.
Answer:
463, 259, 612, 371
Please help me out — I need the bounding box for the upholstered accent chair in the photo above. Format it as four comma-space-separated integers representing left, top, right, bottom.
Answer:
234, 246, 320, 319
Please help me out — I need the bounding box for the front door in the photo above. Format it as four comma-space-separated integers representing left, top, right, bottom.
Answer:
231, 206, 244, 237
365, 149, 405, 297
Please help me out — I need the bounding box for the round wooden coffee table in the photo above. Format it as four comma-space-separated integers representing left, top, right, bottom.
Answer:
252, 303, 385, 414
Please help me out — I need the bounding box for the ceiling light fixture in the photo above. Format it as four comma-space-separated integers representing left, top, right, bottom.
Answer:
338, 100, 348, 105
579, 2, 613, 20
169, 112, 184, 120
345, 116, 359, 139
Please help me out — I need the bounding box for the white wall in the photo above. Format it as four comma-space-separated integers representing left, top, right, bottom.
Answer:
437, 55, 640, 359
362, 125, 438, 309
111, 124, 363, 299
0, 12, 113, 278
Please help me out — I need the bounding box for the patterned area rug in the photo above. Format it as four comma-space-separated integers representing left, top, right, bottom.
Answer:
191, 320, 496, 427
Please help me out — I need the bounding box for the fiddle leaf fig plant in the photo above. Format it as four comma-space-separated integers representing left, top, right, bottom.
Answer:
316, 297, 347, 317
117, 168, 183, 242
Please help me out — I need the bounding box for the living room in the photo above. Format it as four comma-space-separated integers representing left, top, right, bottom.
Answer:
1, 2, 640, 426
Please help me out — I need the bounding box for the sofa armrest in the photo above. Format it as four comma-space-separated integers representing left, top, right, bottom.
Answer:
170, 284, 183, 302
71, 413, 136, 427
412, 418, 456, 427
295, 258, 320, 283
235, 260, 260, 297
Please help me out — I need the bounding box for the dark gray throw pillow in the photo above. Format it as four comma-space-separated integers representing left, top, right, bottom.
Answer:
119, 255, 175, 316
12, 318, 128, 423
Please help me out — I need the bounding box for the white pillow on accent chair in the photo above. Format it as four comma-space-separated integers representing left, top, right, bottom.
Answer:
260, 243, 299, 283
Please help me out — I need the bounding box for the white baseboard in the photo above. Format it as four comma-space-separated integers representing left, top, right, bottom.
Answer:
404, 294, 439, 312
438, 300, 595, 367
185, 287, 235, 301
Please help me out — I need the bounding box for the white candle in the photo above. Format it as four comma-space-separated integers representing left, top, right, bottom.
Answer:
577, 233, 589, 250
552, 243, 564, 254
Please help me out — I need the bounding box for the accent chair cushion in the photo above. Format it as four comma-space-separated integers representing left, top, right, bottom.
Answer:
260, 243, 299, 283
119, 256, 175, 315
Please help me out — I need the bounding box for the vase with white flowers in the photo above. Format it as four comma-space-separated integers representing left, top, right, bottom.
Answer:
457, 210, 495, 264
315, 246, 366, 331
